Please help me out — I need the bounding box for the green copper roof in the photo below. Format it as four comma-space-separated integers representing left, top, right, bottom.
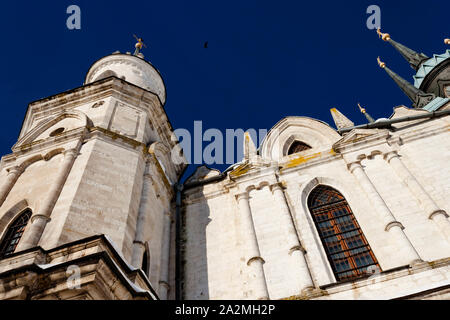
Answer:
413, 50, 450, 88
421, 97, 450, 111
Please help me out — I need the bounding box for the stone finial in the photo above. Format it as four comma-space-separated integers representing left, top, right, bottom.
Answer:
330, 108, 354, 130
243, 132, 257, 161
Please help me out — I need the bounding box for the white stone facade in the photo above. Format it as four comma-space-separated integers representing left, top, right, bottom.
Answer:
0, 53, 185, 299
182, 106, 450, 300
0, 48, 449, 300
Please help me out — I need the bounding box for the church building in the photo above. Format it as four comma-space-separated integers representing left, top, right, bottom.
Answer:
0, 30, 449, 300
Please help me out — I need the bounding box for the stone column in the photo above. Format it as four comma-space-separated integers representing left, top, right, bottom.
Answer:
348, 161, 422, 266
131, 172, 153, 268
236, 192, 269, 300
270, 182, 315, 293
158, 212, 172, 300
385, 151, 450, 242
18, 148, 79, 250
0, 166, 24, 207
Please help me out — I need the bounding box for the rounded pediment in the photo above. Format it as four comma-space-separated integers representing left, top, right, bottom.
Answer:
259, 116, 341, 161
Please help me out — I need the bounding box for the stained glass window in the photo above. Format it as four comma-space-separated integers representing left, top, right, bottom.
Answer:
288, 141, 311, 155
0, 209, 32, 259
308, 185, 380, 281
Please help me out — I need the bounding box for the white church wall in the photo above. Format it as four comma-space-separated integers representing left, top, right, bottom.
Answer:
0, 153, 64, 228
183, 186, 247, 300
183, 114, 450, 300
53, 137, 146, 262
247, 184, 304, 299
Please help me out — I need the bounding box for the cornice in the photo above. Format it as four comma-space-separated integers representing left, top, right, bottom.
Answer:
389, 121, 450, 145
0, 129, 86, 171
332, 129, 391, 154
278, 149, 339, 175
21, 78, 161, 140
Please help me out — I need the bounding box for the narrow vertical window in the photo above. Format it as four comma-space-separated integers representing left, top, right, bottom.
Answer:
142, 248, 149, 276
308, 185, 380, 281
0, 209, 32, 258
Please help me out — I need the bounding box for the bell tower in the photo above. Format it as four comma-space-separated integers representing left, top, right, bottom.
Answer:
0, 47, 186, 300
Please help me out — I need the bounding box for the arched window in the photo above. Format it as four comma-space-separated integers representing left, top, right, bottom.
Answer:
308, 185, 380, 281
0, 209, 32, 258
288, 141, 311, 155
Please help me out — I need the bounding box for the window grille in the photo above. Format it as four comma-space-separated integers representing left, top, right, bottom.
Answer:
308, 185, 380, 281
0, 209, 32, 259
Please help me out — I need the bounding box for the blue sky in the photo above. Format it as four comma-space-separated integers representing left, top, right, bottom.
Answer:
0, 1, 448, 180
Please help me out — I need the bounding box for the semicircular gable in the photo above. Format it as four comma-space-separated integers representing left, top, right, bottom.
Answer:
260, 117, 341, 161
13, 110, 90, 150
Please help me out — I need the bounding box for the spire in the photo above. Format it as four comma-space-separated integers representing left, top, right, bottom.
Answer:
377, 28, 429, 71
357, 103, 375, 123
243, 132, 257, 162
377, 57, 435, 108
330, 108, 354, 130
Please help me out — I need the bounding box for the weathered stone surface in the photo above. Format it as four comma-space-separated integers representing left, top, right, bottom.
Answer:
0, 53, 186, 300
183, 109, 450, 300
0, 235, 158, 300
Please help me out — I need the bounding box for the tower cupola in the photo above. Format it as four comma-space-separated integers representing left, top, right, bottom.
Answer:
84, 52, 167, 105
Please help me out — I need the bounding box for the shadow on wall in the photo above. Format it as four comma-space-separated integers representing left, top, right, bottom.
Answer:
182, 187, 211, 300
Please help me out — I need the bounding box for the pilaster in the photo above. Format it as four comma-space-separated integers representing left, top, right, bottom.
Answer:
235, 192, 269, 300
347, 160, 423, 266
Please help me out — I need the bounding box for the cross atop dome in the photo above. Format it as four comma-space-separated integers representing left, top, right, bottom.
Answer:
133, 34, 147, 56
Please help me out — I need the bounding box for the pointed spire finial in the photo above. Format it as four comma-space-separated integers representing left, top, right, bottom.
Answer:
377, 28, 391, 41
445, 39, 450, 45
375, 29, 428, 71
243, 132, 257, 162
330, 108, 354, 130
357, 103, 366, 113
377, 56, 386, 68
377, 58, 435, 108
357, 103, 375, 123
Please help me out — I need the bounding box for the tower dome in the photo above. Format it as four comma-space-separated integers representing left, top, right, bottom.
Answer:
84, 52, 166, 104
